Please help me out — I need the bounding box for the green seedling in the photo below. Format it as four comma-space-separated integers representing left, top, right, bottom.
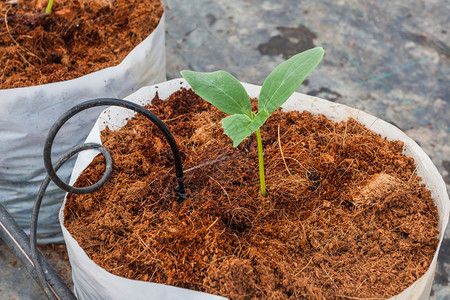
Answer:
181, 47, 324, 197
45, 0, 55, 15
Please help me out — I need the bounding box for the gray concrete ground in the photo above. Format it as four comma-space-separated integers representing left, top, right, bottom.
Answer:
0, 0, 449, 299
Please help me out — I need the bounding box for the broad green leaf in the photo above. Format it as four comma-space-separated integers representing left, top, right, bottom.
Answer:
181, 70, 252, 117
259, 47, 324, 114
221, 109, 270, 147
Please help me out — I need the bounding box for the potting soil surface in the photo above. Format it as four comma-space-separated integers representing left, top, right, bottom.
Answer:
65, 88, 440, 299
0, 0, 163, 88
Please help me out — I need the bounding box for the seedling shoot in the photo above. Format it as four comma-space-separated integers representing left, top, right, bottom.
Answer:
181, 47, 324, 197
45, 0, 54, 15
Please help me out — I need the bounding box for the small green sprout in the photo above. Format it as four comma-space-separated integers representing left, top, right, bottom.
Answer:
181, 47, 324, 197
45, 0, 55, 15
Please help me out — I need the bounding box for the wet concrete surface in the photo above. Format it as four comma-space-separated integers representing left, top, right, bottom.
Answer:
1, 0, 449, 298
0, 240, 72, 299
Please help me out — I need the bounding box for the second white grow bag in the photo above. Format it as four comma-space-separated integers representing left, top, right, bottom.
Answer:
63, 78, 450, 299
0, 13, 166, 243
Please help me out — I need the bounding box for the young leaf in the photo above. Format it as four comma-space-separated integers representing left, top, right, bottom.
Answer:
180, 47, 325, 197
221, 110, 270, 147
181, 70, 252, 117
259, 47, 324, 114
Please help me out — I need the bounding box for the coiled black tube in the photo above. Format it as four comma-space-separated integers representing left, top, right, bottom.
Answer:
30, 98, 186, 299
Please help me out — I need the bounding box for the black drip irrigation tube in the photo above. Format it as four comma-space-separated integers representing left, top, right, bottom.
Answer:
0, 98, 186, 300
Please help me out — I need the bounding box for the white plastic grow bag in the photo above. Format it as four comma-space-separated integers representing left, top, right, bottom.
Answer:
63, 78, 449, 299
0, 13, 166, 243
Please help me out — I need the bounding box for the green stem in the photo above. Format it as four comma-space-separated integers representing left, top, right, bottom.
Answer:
256, 129, 267, 197
45, 0, 54, 15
